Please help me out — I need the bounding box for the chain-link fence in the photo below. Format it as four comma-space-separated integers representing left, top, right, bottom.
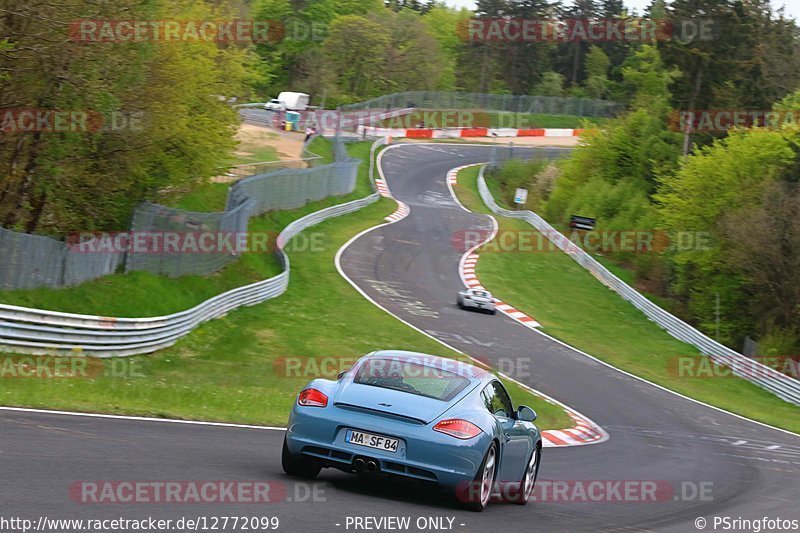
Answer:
124, 199, 255, 278
340, 91, 623, 118
225, 160, 358, 216
0, 227, 125, 290
487, 144, 571, 172
0, 138, 358, 288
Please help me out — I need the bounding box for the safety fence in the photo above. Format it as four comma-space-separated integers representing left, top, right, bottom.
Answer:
0, 140, 358, 288
222, 157, 321, 180
0, 228, 125, 290
0, 193, 378, 357
0, 137, 384, 357
340, 91, 623, 118
476, 165, 800, 406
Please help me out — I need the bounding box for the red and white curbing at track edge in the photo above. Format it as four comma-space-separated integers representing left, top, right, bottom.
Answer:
371, 149, 607, 447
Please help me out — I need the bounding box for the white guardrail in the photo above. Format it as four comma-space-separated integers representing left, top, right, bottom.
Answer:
477, 166, 800, 406
0, 152, 383, 357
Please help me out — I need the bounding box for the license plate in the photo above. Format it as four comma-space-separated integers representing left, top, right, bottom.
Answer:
346, 430, 399, 452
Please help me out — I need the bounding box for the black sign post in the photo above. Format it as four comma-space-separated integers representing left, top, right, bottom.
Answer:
569, 215, 596, 231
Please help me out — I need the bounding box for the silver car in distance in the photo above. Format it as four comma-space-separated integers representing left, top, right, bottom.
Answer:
457, 288, 496, 314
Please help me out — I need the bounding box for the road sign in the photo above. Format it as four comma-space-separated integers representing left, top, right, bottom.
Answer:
570, 215, 596, 231
514, 188, 528, 204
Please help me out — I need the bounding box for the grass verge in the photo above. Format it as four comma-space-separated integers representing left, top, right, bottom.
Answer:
0, 144, 569, 430
455, 165, 800, 433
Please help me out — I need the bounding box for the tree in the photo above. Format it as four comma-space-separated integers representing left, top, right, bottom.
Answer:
321, 15, 390, 98
532, 71, 565, 96
655, 129, 795, 343
584, 45, 611, 98
251, 0, 384, 96
374, 10, 445, 92
0, 0, 249, 233
422, 3, 472, 90
554, 0, 599, 86
719, 181, 800, 335
620, 45, 680, 106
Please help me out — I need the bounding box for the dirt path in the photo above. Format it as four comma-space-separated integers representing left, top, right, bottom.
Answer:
211, 124, 308, 183
236, 123, 305, 160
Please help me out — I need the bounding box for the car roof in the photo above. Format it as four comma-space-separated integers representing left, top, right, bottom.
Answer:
468, 288, 490, 294
365, 350, 490, 380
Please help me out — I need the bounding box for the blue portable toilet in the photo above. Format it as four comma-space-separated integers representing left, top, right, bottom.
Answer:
285, 111, 301, 131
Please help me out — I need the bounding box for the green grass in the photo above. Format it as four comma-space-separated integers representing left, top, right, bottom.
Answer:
231, 145, 280, 165
229, 129, 281, 166
307, 136, 335, 164
169, 181, 231, 212
485, 168, 682, 314
454, 165, 800, 433
0, 143, 569, 430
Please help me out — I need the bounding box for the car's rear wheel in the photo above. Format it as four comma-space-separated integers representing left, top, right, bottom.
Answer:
514, 445, 541, 505
462, 442, 497, 512
457, 295, 464, 308
281, 437, 321, 479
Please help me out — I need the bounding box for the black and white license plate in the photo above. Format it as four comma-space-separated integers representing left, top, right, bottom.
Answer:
346, 430, 399, 452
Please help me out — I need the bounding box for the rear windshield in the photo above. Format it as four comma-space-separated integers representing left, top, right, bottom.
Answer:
472, 290, 490, 297
354, 358, 471, 401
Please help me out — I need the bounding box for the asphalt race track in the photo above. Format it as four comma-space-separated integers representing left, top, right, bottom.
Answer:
2, 143, 799, 533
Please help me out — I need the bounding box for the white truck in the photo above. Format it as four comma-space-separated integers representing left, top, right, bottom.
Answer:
265, 92, 310, 112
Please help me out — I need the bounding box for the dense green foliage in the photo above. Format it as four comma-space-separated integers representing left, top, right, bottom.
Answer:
497, 43, 800, 353
252, 0, 800, 114
0, 0, 252, 234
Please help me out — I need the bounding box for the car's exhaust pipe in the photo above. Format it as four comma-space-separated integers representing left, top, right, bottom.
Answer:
353, 458, 365, 472
366, 460, 378, 472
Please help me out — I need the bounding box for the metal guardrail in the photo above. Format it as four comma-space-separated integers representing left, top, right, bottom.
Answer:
477, 166, 800, 406
369, 136, 390, 183
0, 193, 379, 358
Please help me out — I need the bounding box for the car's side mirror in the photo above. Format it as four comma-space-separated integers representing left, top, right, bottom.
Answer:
517, 405, 537, 422
337, 371, 347, 380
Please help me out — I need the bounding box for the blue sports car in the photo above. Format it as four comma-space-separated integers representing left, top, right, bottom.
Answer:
282, 350, 542, 511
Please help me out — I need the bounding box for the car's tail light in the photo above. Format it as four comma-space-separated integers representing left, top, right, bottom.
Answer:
433, 419, 482, 439
298, 388, 328, 407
